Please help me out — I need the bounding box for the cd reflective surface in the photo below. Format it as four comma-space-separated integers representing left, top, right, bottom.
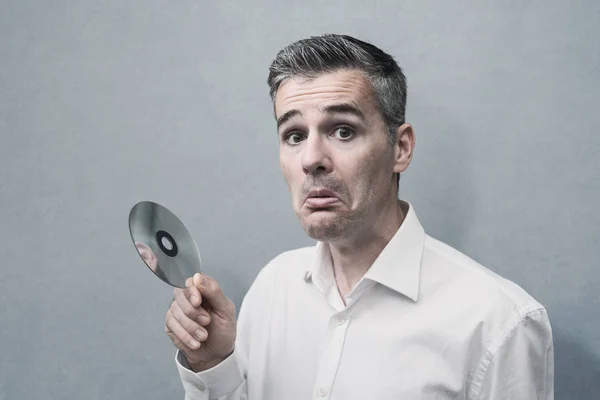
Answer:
128, 201, 202, 288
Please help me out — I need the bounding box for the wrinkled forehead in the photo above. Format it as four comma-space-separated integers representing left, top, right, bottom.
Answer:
273, 69, 376, 118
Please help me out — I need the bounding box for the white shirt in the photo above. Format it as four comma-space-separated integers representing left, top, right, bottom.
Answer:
176, 200, 554, 400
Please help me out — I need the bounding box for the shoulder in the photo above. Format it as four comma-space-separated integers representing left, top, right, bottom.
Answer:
421, 235, 552, 350
422, 238, 556, 397
423, 234, 544, 311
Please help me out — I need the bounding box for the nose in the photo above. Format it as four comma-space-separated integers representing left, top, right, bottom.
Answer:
301, 133, 332, 175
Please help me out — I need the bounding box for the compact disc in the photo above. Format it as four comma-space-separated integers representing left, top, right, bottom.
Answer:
128, 201, 202, 288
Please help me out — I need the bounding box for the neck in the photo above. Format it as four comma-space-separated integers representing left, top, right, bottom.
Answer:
329, 199, 406, 301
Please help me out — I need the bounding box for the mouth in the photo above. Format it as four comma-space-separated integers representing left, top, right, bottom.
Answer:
304, 189, 340, 208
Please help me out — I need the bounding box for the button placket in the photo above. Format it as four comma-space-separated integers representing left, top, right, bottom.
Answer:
312, 310, 354, 399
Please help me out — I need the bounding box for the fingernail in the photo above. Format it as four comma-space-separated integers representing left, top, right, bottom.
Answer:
195, 330, 206, 340
199, 275, 207, 286
197, 314, 210, 325
189, 338, 200, 349
190, 296, 199, 304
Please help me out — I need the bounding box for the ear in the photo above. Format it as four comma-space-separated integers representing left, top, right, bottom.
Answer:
136, 242, 156, 264
392, 123, 415, 174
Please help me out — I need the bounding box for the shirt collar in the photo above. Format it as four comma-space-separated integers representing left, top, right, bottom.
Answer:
304, 200, 425, 302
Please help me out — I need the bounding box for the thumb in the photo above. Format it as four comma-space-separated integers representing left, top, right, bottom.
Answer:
193, 273, 232, 313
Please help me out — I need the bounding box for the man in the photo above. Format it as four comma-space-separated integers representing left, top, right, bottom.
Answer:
164, 34, 554, 399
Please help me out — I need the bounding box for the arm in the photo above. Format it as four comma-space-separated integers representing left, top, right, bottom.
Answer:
170, 268, 269, 400
175, 348, 247, 400
469, 308, 554, 400
164, 272, 242, 400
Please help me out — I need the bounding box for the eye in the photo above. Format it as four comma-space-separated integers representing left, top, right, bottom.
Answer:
284, 132, 306, 145
332, 126, 355, 140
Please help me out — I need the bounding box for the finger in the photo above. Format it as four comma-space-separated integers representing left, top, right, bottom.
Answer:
170, 301, 209, 341
173, 296, 210, 328
165, 308, 202, 350
167, 331, 188, 352
169, 289, 211, 326
194, 273, 234, 314
196, 310, 211, 326
174, 288, 203, 321
184, 279, 202, 307
165, 329, 189, 352
165, 311, 187, 349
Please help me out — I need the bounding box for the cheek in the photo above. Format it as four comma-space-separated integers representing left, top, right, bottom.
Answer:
346, 151, 391, 195
279, 155, 290, 179
279, 158, 298, 192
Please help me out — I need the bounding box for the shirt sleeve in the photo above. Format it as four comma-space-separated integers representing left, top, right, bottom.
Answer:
470, 307, 554, 400
175, 349, 246, 400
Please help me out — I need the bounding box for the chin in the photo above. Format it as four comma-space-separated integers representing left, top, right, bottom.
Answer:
300, 212, 347, 242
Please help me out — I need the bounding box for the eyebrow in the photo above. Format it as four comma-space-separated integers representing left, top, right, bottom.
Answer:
276, 109, 302, 130
276, 102, 366, 130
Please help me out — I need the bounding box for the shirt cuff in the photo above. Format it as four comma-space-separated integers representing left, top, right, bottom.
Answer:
175, 350, 244, 399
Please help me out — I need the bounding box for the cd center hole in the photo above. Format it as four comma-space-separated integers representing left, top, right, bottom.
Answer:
161, 236, 174, 251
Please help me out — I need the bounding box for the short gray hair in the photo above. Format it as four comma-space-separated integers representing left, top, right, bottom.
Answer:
267, 34, 407, 142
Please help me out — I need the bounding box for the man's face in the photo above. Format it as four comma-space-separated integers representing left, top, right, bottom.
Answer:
275, 69, 400, 243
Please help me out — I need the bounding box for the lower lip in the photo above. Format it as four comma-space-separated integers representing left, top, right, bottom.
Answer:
305, 197, 339, 208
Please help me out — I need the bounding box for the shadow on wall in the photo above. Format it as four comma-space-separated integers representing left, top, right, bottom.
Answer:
554, 328, 600, 398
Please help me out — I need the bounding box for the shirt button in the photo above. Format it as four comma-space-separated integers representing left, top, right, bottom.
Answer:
318, 387, 328, 397
336, 316, 345, 325
198, 384, 205, 392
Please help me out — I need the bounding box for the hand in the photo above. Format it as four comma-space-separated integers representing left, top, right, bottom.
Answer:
165, 273, 237, 371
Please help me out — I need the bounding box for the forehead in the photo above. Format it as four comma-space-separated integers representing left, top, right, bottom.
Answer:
274, 69, 375, 118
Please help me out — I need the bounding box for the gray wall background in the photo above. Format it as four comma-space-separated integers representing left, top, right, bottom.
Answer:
1, 1, 598, 399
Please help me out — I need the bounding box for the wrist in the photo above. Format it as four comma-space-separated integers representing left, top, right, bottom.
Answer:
189, 357, 226, 372
187, 350, 234, 372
